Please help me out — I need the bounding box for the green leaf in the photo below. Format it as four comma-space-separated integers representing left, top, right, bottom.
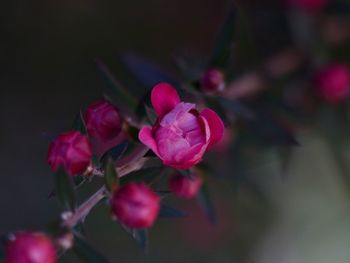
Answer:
121, 226, 148, 252
55, 168, 76, 211
72, 110, 87, 135
120, 167, 164, 185
197, 182, 216, 224
104, 157, 119, 192
209, 5, 236, 69
159, 204, 188, 218
144, 105, 157, 124
73, 232, 110, 263
100, 141, 128, 164
95, 58, 137, 112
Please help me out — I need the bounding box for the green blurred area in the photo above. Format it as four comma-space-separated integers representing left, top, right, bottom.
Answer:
1, 0, 350, 262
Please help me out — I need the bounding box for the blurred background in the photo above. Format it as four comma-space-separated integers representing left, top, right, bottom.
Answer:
1, 0, 350, 262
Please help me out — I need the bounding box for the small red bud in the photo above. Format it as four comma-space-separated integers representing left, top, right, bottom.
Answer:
5, 232, 57, 263
47, 131, 92, 176
169, 173, 203, 199
314, 63, 350, 104
200, 68, 225, 92
111, 183, 160, 229
84, 100, 122, 142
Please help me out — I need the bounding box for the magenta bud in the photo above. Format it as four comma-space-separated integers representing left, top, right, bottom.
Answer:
169, 173, 203, 199
84, 100, 122, 142
111, 183, 160, 229
200, 68, 225, 92
314, 63, 350, 104
47, 131, 92, 176
5, 232, 57, 263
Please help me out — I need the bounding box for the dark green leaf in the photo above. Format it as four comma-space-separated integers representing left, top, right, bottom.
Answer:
95, 58, 137, 112
219, 97, 256, 121
48, 175, 86, 199
197, 182, 216, 224
132, 229, 148, 252
209, 5, 236, 69
145, 105, 157, 124
120, 167, 164, 185
104, 158, 119, 192
73, 232, 110, 263
121, 52, 180, 89
72, 111, 87, 135
159, 204, 188, 218
100, 141, 128, 164
55, 168, 76, 211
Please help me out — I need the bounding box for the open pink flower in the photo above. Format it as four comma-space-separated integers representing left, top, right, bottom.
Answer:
139, 83, 224, 169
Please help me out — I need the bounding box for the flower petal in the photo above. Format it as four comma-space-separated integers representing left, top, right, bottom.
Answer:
151, 83, 180, 117
138, 126, 161, 157
200, 108, 224, 148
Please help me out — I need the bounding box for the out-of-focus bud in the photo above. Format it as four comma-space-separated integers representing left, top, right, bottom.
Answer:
200, 68, 225, 92
111, 183, 160, 229
5, 232, 57, 263
47, 131, 92, 176
314, 63, 350, 104
84, 100, 122, 142
169, 173, 203, 199
55, 232, 74, 250
288, 0, 328, 13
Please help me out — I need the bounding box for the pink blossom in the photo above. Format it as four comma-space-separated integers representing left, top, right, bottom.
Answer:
169, 173, 203, 199
139, 83, 224, 169
5, 232, 57, 263
47, 131, 92, 176
111, 183, 160, 229
314, 63, 350, 104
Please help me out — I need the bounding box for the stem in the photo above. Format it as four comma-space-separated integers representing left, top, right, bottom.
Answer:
62, 186, 107, 228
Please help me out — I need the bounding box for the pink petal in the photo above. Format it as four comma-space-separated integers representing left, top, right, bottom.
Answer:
200, 108, 225, 148
151, 83, 180, 117
138, 126, 161, 158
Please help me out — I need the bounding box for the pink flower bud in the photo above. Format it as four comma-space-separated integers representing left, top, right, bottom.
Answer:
47, 131, 92, 176
288, 0, 328, 13
314, 63, 350, 104
200, 68, 225, 92
5, 232, 57, 263
169, 173, 203, 199
139, 83, 224, 169
84, 100, 122, 142
111, 183, 160, 229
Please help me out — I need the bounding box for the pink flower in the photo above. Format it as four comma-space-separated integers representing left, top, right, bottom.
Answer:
5, 232, 57, 263
314, 63, 350, 104
169, 173, 203, 199
288, 0, 328, 13
139, 83, 224, 169
111, 183, 160, 229
84, 100, 122, 142
200, 68, 225, 92
47, 131, 92, 176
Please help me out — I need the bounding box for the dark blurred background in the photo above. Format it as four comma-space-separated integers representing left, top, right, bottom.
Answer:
1, 0, 350, 262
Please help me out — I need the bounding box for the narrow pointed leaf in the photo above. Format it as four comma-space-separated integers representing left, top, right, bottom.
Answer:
104, 157, 119, 192
145, 105, 157, 124
159, 204, 188, 218
73, 233, 110, 263
95, 58, 137, 112
209, 5, 236, 69
132, 229, 148, 252
197, 183, 216, 224
72, 111, 87, 135
100, 141, 128, 164
55, 168, 76, 211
